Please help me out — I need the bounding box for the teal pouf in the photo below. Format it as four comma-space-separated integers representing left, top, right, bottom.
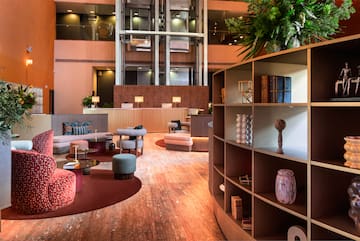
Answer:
112, 153, 137, 180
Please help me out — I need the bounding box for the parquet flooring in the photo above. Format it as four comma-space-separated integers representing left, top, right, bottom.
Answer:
0, 133, 225, 241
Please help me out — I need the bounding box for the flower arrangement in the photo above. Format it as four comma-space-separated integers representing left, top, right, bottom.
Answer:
0, 80, 36, 133
225, 0, 356, 60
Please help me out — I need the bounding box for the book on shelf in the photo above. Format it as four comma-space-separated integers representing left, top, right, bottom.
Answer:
284, 76, 292, 103
262, 75, 292, 103
261, 75, 269, 103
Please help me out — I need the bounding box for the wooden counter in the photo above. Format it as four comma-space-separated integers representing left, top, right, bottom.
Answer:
83, 107, 188, 133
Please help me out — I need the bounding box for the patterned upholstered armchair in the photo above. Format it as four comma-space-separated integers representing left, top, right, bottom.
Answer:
11, 150, 76, 214
117, 127, 147, 156
11, 129, 54, 156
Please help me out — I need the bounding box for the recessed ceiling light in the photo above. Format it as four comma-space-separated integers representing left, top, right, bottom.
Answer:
89, 10, 95, 14
66, 9, 73, 13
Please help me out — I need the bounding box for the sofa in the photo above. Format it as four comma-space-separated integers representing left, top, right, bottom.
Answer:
51, 114, 112, 154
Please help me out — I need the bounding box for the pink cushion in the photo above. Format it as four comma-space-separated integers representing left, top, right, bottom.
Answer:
32, 129, 54, 156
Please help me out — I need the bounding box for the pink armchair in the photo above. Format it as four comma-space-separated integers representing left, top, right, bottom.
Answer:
11, 150, 76, 214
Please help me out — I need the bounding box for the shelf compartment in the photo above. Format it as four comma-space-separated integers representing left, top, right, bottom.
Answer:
213, 137, 224, 167
253, 105, 308, 160
311, 37, 360, 102
213, 198, 254, 241
254, 52, 308, 104
225, 180, 252, 232
254, 197, 307, 240
311, 107, 360, 164
226, 143, 252, 179
227, 176, 252, 194
311, 166, 360, 239
254, 152, 307, 217
226, 140, 252, 151
213, 105, 224, 138
213, 71, 225, 104
225, 106, 253, 143
225, 63, 252, 105
213, 170, 225, 209
311, 223, 354, 240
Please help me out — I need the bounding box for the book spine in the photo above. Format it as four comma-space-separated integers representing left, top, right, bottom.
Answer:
231, 196, 243, 220
269, 75, 277, 103
276, 75, 284, 103
284, 76, 292, 103
261, 75, 269, 103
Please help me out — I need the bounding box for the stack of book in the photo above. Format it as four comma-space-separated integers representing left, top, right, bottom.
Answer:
261, 75, 292, 103
231, 196, 243, 221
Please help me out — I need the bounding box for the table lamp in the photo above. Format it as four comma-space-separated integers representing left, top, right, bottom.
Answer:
92, 96, 100, 108
134, 96, 144, 108
172, 96, 181, 107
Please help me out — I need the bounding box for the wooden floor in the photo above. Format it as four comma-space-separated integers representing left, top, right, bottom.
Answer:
0, 133, 225, 241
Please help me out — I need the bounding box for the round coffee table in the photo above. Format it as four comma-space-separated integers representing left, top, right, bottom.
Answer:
58, 159, 100, 192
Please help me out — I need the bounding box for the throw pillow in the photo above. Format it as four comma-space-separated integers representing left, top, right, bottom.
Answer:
63, 122, 73, 135
171, 120, 182, 130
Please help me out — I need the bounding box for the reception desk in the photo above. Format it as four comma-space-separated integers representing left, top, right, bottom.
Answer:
83, 107, 188, 133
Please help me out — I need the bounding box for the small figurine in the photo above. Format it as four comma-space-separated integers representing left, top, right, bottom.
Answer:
274, 119, 286, 154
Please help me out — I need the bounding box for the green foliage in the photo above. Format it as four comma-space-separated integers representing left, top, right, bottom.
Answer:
0, 80, 36, 132
225, 0, 356, 60
82, 95, 93, 108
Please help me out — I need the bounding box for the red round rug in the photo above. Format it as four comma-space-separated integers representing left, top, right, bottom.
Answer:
2, 169, 141, 220
155, 139, 165, 148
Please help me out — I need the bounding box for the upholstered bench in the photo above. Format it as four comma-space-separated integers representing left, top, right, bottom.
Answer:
163, 133, 193, 152
112, 153, 137, 180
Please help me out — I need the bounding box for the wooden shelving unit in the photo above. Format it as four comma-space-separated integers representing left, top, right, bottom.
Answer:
210, 34, 360, 240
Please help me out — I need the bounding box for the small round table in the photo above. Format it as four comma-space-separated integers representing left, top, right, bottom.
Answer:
58, 159, 100, 192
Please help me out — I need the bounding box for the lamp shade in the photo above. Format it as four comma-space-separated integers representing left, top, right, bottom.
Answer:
134, 96, 144, 103
92, 96, 100, 103
172, 96, 181, 103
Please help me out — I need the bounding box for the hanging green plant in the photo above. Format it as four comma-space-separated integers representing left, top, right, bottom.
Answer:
225, 0, 356, 60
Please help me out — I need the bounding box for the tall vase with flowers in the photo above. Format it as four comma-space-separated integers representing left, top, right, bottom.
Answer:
0, 80, 36, 142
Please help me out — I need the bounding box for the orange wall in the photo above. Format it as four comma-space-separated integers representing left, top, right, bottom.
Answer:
54, 40, 115, 114
0, 0, 55, 113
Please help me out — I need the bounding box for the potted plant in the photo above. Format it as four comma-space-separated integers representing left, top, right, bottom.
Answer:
82, 95, 93, 108
0, 80, 36, 141
225, 0, 356, 60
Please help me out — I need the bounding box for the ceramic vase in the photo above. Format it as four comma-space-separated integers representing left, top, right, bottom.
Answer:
348, 176, 360, 231
344, 136, 360, 169
275, 169, 296, 204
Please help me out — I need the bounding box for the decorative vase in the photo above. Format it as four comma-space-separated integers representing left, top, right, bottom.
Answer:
348, 176, 360, 231
275, 169, 296, 204
344, 136, 360, 169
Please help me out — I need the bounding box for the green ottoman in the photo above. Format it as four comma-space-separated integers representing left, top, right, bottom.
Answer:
112, 153, 136, 180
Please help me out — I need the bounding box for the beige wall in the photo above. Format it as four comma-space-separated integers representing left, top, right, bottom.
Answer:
54, 40, 115, 114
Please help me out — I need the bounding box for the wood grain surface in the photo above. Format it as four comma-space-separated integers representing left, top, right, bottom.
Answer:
0, 133, 224, 241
